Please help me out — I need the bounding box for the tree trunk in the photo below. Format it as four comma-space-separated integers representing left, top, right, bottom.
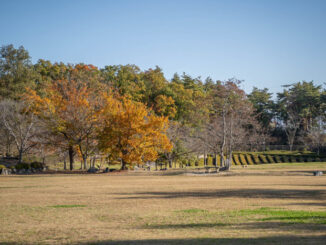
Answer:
68, 146, 74, 170
18, 149, 23, 164
92, 157, 96, 168
227, 113, 233, 170
121, 159, 127, 170
63, 156, 67, 170
83, 156, 87, 170
6, 139, 12, 157
168, 159, 172, 168
220, 106, 227, 167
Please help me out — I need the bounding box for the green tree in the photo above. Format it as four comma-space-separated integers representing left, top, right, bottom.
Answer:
101, 65, 145, 101
276, 81, 322, 149
248, 87, 275, 130
0, 45, 38, 100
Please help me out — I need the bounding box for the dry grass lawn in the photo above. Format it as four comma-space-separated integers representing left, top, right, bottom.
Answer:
1, 163, 326, 244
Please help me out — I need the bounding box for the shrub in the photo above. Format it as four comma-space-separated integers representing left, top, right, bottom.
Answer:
252, 155, 261, 164
15, 162, 31, 170
198, 157, 205, 166
259, 155, 268, 164
290, 156, 297, 163
297, 156, 305, 162
306, 157, 313, 162
266, 155, 275, 163
246, 155, 254, 165
282, 155, 290, 163
216, 155, 222, 166
31, 161, 44, 169
233, 154, 241, 165
274, 155, 282, 163
207, 155, 213, 166
239, 154, 248, 165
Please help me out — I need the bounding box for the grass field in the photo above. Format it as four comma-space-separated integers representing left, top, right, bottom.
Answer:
1, 163, 326, 244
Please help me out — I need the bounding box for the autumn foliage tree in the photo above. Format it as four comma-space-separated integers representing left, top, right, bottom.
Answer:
26, 64, 172, 170
26, 65, 104, 170
99, 95, 172, 170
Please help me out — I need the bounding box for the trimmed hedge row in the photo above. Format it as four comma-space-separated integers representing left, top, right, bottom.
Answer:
175, 152, 325, 168
230, 153, 325, 165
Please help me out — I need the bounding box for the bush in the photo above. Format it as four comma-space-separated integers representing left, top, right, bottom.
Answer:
282, 155, 290, 163
0, 164, 6, 169
198, 157, 205, 166
252, 155, 261, 164
239, 154, 248, 165
15, 162, 31, 170
31, 161, 44, 169
290, 156, 297, 163
266, 155, 275, 163
297, 156, 305, 162
233, 154, 241, 165
259, 155, 268, 164
245, 155, 254, 165
306, 157, 314, 162
207, 156, 213, 166
216, 155, 221, 166
274, 155, 282, 163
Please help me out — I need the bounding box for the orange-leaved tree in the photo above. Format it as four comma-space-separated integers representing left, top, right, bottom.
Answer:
99, 95, 172, 169
26, 65, 105, 170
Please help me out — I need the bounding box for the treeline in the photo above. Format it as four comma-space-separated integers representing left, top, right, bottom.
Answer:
0, 44, 325, 169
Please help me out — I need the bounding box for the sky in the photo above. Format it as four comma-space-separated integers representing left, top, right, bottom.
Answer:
1, 0, 326, 94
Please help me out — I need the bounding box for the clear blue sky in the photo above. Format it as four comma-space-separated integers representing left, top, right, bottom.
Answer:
1, 0, 326, 94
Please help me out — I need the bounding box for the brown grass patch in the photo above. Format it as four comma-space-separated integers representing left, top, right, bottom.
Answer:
0, 163, 325, 244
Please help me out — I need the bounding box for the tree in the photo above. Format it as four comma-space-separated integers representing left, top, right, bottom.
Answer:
248, 87, 275, 130
276, 81, 322, 150
99, 95, 172, 169
0, 100, 39, 163
101, 64, 145, 101
153, 95, 177, 119
0, 45, 38, 100
200, 79, 256, 169
168, 73, 207, 126
26, 65, 105, 170
163, 121, 196, 168
305, 116, 326, 154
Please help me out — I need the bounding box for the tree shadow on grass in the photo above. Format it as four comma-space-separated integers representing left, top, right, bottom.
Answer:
76, 236, 326, 245
288, 202, 326, 207
142, 222, 227, 229
115, 189, 326, 201
141, 221, 326, 232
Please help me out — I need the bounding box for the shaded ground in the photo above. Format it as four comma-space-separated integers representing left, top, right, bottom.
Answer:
0, 163, 325, 244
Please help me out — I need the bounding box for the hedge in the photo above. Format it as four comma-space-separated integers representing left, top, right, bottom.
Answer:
252, 155, 261, 164
233, 154, 241, 165
266, 155, 275, 163
282, 155, 290, 163
259, 155, 269, 164
246, 155, 254, 165
239, 154, 248, 165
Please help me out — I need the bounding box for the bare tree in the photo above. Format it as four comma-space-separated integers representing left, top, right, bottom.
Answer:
0, 121, 15, 157
284, 109, 302, 151
163, 121, 196, 168
0, 100, 39, 163
197, 80, 257, 170
305, 116, 326, 154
